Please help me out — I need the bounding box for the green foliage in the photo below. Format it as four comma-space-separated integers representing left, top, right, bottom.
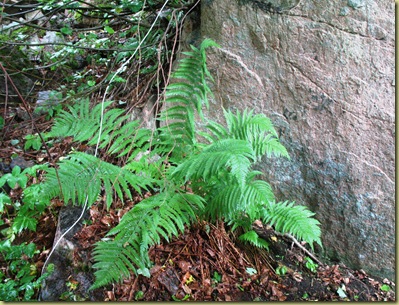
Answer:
38, 151, 155, 209
380, 284, 391, 292
260, 201, 322, 251
239, 230, 269, 250
0, 163, 53, 301
0, 165, 50, 245
0, 241, 54, 301
0, 166, 28, 189
24, 134, 42, 151
275, 265, 288, 276
304, 256, 318, 273
22, 38, 322, 289
92, 190, 205, 288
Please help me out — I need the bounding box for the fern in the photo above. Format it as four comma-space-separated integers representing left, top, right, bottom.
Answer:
239, 230, 270, 250
157, 39, 219, 159
25, 38, 322, 289
172, 138, 255, 190
261, 201, 322, 251
204, 171, 274, 224
40, 151, 155, 209
91, 189, 205, 288
203, 109, 289, 160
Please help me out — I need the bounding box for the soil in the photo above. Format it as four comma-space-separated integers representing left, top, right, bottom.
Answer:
0, 101, 396, 302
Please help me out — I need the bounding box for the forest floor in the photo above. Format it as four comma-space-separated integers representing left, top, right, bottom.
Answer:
0, 108, 396, 301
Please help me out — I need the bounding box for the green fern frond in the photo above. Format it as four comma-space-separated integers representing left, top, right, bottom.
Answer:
159, 39, 217, 142
30, 37, 323, 291
46, 98, 159, 163
238, 230, 269, 250
204, 171, 274, 222
91, 190, 205, 289
40, 151, 154, 209
46, 100, 123, 141
204, 109, 290, 161
261, 201, 322, 250
172, 139, 255, 190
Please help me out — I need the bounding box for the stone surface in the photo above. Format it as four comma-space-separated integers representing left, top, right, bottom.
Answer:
189, 0, 394, 280
40, 206, 103, 301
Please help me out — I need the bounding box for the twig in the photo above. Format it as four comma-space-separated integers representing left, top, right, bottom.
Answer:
278, 232, 323, 266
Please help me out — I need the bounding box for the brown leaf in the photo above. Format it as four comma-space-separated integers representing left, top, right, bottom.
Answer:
100, 215, 114, 226
178, 261, 192, 273
206, 249, 215, 257
106, 291, 115, 301
181, 272, 193, 285
182, 284, 192, 294
292, 271, 303, 282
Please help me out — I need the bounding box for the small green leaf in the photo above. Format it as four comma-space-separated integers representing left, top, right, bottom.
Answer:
380, 284, 390, 292
275, 265, 287, 276
24, 134, 42, 151
60, 27, 73, 35
104, 26, 115, 34
87, 80, 96, 87
0, 193, 11, 212
12, 214, 37, 233
212, 271, 222, 283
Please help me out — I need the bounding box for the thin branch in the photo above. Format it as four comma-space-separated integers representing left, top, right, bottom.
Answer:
279, 231, 324, 266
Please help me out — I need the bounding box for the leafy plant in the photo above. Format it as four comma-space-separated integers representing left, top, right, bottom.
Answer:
212, 271, 222, 283
304, 256, 318, 273
1, 165, 50, 237
24, 38, 322, 289
275, 265, 288, 276
0, 166, 28, 190
24, 134, 43, 151
0, 241, 54, 301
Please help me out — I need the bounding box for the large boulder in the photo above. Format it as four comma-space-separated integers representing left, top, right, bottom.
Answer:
187, 0, 394, 280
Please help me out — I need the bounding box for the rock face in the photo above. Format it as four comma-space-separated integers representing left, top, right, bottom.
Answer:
40, 206, 103, 301
190, 0, 394, 279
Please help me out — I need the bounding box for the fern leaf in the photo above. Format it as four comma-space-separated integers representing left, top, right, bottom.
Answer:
238, 230, 269, 250
91, 190, 205, 288
205, 109, 290, 161
261, 201, 322, 250
205, 172, 274, 222
40, 151, 154, 209
172, 139, 255, 190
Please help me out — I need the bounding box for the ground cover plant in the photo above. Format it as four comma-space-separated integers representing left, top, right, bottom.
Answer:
15, 38, 321, 290
0, 0, 395, 301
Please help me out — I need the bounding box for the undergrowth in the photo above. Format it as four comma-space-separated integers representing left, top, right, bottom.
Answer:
2, 38, 322, 290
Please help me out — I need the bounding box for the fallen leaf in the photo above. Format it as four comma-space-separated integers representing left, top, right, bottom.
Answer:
182, 284, 192, 294
292, 271, 303, 282
206, 249, 215, 257
178, 261, 192, 273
